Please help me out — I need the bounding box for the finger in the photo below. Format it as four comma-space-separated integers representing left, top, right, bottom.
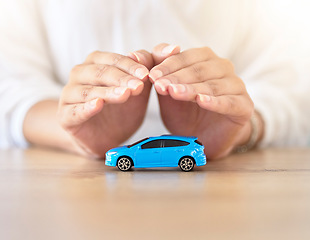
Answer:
196, 94, 254, 120
152, 43, 181, 65
70, 64, 145, 89
150, 47, 216, 81
61, 85, 132, 104
59, 98, 104, 129
84, 51, 149, 80
151, 59, 234, 93
165, 78, 246, 101
128, 49, 155, 70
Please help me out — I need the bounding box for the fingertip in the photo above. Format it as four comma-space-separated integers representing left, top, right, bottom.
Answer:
149, 69, 163, 81
128, 50, 154, 71
128, 52, 139, 62
198, 94, 211, 102
149, 75, 155, 84
153, 43, 181, 56
154, 81, 169, 95
196, 94, 212, 110
167, 84, 184, 100
134, 67, 149, 80
161, 44, 181, 56
114, 87, 131, 103
167, 84, 196, 102
152, 43, 181, 65
86, 98, 104, 113
96, 98, 104, 110
128, 79, 144, 96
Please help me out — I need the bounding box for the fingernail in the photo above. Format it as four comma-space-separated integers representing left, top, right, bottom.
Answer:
114, 87, 127, 95
155, 79, 171, 92
135, 67, 148, 80
149, 69, 163, 80
127, 79, 143, 91
128, 52, 141, 62
170, 84, 186, 94
155, 81, 166, 92
86, 98, 98, 109
162, 44, 179, 55
198, 94, 211, 102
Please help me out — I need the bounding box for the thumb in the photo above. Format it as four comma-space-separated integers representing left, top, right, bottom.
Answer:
152, 43, 181, 65
128, 50, 154, 70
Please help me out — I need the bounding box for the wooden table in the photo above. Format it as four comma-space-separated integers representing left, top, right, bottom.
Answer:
0, 148, 310, 240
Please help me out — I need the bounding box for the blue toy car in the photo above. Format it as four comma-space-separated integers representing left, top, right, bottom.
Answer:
105, 135, 207, 172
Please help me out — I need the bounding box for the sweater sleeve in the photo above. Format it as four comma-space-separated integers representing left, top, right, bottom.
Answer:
233, 1, 310, 147
0, 0, 62, 148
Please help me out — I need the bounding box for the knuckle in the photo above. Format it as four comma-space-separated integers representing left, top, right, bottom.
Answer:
111, 54, 125, 66
128, 63, 141, 76
221, 58, 235, 73
56, 108, 65, 127
247, 94, 255, 110
242, 95, 254, 119
226, 97, 234, 113
88, 50, 101, 59
71, 104, 78, 118
201, 47, 215, 56
202, 46, 211, 53
58, 105, 77, 129
164, 74, 179, 84
174, 53, 187, 65
61, 84, 71, 95
94, 64, 109, 80
81, 86, 94, 101
118, 75, 131, 86
70, 64, 83, 79
191, 64, 203, 81
208, 81, 221, 96
238, 78, 247, 92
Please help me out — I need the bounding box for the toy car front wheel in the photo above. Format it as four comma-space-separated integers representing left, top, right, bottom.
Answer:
179, 157, 195, 172
117, 157, 132, 171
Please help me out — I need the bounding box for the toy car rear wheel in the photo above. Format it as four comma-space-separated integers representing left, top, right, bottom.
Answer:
117, 157, 132, 171
179, 157, 195, 172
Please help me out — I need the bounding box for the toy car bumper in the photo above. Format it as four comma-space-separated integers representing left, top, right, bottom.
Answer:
195, 153, 207, 166
105, 155, 116, 166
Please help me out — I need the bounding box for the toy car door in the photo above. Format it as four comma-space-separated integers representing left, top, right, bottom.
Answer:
135, 139, 163, 167
161, 139, 190, 167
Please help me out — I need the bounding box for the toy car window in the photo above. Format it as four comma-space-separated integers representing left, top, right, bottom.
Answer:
163, 139, 190, 147
194, 140, 203, 146
127, 137, 149, 148
141, 140, 162, 149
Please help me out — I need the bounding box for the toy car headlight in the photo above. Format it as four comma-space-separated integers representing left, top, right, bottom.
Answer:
108, 151, 117, 155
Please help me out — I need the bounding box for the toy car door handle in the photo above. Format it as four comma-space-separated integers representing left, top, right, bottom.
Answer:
153, 151, 160, 153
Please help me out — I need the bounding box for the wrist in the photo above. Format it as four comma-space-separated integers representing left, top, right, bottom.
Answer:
234, 110, 264, 153
24, 100, 78, 152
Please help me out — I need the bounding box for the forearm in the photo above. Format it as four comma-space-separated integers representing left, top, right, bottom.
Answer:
23, 100, 77, 153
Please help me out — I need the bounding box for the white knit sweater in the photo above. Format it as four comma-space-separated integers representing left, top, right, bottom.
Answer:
0, 0, 309, 148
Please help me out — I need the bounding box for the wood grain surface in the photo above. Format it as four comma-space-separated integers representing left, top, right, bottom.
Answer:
0, 147, 310, 240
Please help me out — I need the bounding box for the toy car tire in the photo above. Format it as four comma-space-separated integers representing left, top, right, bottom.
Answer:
117, 156, 132, 171
179, 157, 195, 172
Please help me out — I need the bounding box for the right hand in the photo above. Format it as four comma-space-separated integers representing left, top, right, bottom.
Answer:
57, 50, 154, 158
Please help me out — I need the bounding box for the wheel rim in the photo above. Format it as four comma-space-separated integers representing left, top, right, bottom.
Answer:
180, 157, 194, 171
117, 157, 131, 171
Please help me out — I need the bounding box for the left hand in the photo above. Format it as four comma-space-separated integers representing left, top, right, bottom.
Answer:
150, 43, 254, 159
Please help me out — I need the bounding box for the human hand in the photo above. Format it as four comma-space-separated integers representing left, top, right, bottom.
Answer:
150, 43, 255, 159
58, 50, 154, 158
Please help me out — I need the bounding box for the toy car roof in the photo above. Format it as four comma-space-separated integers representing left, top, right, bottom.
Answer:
148, 134, 198, 141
